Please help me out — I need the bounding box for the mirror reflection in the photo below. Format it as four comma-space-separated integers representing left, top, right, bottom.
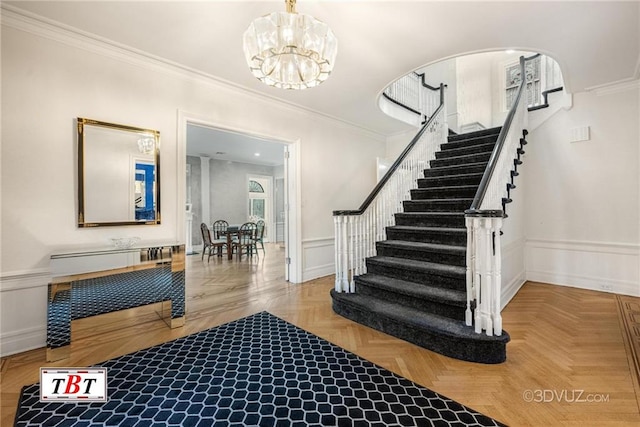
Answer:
78, 118, 160, 227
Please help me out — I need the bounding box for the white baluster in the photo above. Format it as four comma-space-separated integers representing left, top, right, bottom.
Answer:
333, 103, 447, 295
340, 215, 349, 292
348, 215, 355, 292
465, 216, 474, 326
356, 215, 362, 277
482, 218, 494, 336
473, 217, 482, 334
492, 217, 503, 335
334, 215, 342, 292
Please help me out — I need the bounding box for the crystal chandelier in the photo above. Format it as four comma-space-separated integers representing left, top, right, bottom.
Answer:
242, 0, 338, 90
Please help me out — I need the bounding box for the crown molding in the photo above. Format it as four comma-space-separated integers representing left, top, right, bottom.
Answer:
585, 77, 640, 96
1, 4, 386, 141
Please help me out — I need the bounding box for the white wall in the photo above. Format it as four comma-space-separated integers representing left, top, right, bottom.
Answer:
0, 17, 386, 356
209, 159, 276, 227
385, 129, 420, 161
525, 85, 640, 296
419, 59, 459, 132
456, 54, 495, 129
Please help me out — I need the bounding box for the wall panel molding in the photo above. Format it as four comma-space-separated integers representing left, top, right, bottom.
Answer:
301, 237, 334, 282
525, 238, 640, 297
1, 271, 49, 357
0, 269, 50, 292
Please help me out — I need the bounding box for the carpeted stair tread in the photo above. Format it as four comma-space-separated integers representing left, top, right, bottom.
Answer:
356, 273, 466, 306
435, 142, 496, 158
387, 225, 466, 233
394, 212, 466, 228
430, 152, 491, 168
441, 137, 499, 151
418, 172, 484, 188
403, 199, 474, 212
376, 240, 466, 266
410, 185, 478, 200
395, 211, 465, 218
368, 256, 465, 278
414, 184, 479, 190
386, 225, 467, 245
446, 126, 502, 142
379, 240, 465, 252
423, 162, 488, 177
331, 290, 507, 343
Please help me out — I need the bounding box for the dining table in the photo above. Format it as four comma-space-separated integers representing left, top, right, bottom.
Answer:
220, 225, 240, 260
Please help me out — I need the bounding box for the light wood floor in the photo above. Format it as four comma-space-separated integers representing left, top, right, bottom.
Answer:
2, 243, 640, 426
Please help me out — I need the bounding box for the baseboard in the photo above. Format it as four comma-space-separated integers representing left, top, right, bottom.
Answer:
0, 326, 46, 358
526, 270, 640, 297
301, 237, 334, 282
302, 264, 334, 282
501, 271, 526, 310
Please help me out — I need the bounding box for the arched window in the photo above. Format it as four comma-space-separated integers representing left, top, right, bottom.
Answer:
249, 180, 264, 193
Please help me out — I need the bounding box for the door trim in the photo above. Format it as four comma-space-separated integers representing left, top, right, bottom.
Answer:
177, 110, 302, 283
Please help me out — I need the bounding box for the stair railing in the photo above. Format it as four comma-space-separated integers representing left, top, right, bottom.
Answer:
465, 55, 532, 337
333, 84, 447, 293
382, 72, 443, 123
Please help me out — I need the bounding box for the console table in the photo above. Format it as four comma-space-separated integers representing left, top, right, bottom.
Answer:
47, 243, 185, 361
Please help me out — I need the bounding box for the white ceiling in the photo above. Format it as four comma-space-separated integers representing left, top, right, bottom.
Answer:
6, 1, 639, 139
187, 124, 285, 166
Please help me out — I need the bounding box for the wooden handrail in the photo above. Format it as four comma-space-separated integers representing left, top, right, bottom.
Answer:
334, 84, 444, 216
466, 54, 538, 213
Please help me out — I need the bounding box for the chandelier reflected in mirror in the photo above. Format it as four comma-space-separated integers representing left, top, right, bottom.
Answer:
137, 136, 155, 155
242, 0, 338, 90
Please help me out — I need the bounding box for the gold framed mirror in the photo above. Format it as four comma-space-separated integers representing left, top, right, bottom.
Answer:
77, 118, 161, 227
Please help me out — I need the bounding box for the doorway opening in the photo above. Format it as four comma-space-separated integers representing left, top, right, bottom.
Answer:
179, 115, 300, 283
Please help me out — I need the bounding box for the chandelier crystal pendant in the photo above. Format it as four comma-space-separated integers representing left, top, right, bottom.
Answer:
242, 0, 338, 90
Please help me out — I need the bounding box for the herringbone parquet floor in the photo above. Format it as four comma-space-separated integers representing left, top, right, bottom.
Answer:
1, 243, 639, 426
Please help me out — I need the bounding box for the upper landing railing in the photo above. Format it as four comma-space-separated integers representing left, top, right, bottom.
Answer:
382, 72, 443, 125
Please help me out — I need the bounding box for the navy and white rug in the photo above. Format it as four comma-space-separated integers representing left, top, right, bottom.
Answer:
16, 312, 505, 426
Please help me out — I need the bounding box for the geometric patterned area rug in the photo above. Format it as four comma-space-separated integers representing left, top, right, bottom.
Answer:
16, 312, 506, 426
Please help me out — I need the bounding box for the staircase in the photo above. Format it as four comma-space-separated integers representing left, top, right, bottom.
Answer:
331, 127, 511, 364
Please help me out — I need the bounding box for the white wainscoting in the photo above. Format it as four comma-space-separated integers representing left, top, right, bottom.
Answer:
525, 238, 640, 297
4, 238, 635, 356
301, 237, 335, 283
0, 270, 50, 357
501, 237, 527, 310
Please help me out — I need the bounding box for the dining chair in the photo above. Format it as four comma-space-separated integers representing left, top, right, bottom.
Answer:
253, 220, 266, 254
232, 222, 258, 260
200, 223, 226, 262
212, 220, 229, 239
